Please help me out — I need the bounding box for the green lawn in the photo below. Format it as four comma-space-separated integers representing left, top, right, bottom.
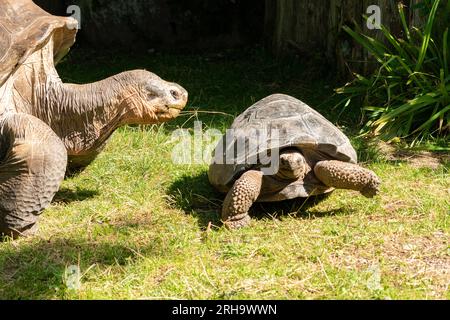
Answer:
0, 48, 448, 299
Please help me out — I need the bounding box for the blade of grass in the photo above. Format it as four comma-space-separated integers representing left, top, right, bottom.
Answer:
415, 0, 440, 71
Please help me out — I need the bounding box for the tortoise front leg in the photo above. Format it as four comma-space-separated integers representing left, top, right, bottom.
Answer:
314, 160, 381, 198
0, 113, 67, 238
222, 170, 263, 229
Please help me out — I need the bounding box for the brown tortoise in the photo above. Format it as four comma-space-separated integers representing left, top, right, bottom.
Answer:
209, 94, 381, 229
0, 0, 188, 237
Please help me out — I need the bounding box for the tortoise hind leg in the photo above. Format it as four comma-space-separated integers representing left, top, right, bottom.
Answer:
0, 113, 67, 238
222, 170, 263, 229
314, 160, 381, 198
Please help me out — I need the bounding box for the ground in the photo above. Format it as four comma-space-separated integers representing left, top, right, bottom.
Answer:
0, 48, 448, 299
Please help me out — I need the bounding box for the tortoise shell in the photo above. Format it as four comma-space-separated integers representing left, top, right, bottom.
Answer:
208, 94, 357, 200
0, 0, 77, 88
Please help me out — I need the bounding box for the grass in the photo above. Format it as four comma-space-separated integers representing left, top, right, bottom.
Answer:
0, 47, 448, 299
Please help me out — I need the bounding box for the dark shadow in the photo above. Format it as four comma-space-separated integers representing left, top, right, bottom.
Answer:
167, 171, 347, 230
65, 154, 98, 178
250, 193, 334, 220
53, 187, 99, 204
249, 193, 355, 222
251, 195, 354, 224
166, 171, 222, 229
0, 237, 166, 299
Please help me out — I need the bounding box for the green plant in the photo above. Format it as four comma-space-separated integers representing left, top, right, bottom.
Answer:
335, 0, 450, 146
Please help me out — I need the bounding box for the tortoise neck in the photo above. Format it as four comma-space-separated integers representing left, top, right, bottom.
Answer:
1, 38, 141, 156
36, 73, 136, 156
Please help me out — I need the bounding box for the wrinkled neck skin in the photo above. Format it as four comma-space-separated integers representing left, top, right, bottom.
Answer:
36, 74, 140, 155
0, 39, 148, 157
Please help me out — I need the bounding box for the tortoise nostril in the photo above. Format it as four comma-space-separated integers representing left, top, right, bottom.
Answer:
170, 89, 180, 100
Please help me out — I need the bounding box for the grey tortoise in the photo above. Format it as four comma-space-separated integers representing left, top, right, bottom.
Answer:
0, 0, 188, 238
208, 94, 381, 229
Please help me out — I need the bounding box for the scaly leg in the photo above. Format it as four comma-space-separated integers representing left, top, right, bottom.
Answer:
0, 113, 67, 238
221, 170, 263, 229
314, 160, 381, 198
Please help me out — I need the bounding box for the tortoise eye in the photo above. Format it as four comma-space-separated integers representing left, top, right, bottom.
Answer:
170, 89, 180, 100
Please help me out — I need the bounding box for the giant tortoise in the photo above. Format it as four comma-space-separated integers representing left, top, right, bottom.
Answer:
209, 94, 380, 229
0, 0, 188, 237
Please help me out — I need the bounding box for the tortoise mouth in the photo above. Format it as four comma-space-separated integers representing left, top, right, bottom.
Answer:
160, 104, 186, 120
169, 105, 185, 111
168, 93, 188, 112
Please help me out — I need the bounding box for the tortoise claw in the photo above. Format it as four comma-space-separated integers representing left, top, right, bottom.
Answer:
223, 215, 251, 230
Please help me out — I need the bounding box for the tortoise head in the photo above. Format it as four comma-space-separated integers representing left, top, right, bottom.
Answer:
121, 70, 188, 124
277, 148, 309, 180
